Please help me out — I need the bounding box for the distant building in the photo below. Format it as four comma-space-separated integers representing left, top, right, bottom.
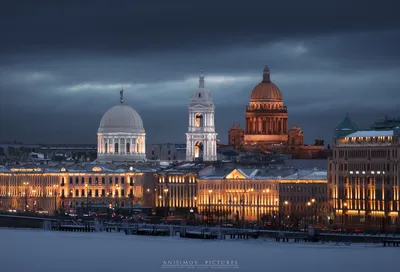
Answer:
0, 163, 158, 214
328, 125, 400, 231
185, 72, 218, 161
228, 66, 327, 159
147, 143, 186, 162
333, 114, 358, 142
97, 88, 146, 162
197, 166, 329, 225
371, 116, 400, 130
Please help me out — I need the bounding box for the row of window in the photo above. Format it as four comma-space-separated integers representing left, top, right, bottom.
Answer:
62, 188, 134, 198
199, 183, 275, 190
64, 176, 134, 186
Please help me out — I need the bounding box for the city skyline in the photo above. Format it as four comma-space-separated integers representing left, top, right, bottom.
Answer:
0, 1, 399, 145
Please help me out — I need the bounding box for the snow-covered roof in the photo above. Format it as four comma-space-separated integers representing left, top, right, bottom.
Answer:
346, 130, 394, 138
198, 167, 327, 181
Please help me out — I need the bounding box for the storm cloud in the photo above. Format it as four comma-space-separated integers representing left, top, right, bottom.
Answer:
0, 0, 399, 145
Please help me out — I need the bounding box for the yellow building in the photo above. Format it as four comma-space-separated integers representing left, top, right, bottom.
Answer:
0, 164, 151, 214
329, 128, 400, 230
155, 162, 215, 217
197, 167, 328, 225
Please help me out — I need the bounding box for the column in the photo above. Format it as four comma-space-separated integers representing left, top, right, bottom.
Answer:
258, 118, 262, 134
141, 136, 145, 154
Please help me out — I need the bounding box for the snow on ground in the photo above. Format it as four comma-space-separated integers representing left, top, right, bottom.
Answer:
1, 228, 397, 272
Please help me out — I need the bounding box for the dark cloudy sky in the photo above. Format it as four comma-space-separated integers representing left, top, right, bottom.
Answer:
0, 0, 399, 145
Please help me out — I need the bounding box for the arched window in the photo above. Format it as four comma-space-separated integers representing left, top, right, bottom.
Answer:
195, 113, 203, 127
126, 142, 130, 153
194, 141, 203, 158
114, 142, 119, 154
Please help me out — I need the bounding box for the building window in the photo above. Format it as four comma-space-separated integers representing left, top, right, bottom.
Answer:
121, 177, 125, 184
121, 189, 125, 197
115, 190, 119, 197
95, 189, 99, 197
130, 188, 133, 197
115, 177, 119, 184
130, 177, 134, 186
69, 177, 73, 184
114, 142, 119, 153
61, 178, 65, 185
81, 189, 85, 197
109, 177, 112, 185
75, 189, 79, 197
101, 189, 105, 197
95, 177, 98, 184
81, 177, 85, 184
89, 177, 92, 184
198, 93, 201, 98
75, 177, 79, 184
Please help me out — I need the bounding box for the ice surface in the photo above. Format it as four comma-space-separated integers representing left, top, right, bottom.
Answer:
1, 228, 396, 272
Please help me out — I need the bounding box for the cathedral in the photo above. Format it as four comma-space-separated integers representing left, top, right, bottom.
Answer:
228, 66, 326, 159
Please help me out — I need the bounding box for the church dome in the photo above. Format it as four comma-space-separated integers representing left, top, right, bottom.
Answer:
98, 104, 144, 134
250, 66, 282, 102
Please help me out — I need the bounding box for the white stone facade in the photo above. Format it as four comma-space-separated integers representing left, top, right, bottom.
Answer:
185, 73, 217, 161
97, 133, 146, 162
97, 91, 146, 162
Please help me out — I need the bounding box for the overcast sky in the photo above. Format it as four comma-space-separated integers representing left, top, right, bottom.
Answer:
0, 1, 399, 145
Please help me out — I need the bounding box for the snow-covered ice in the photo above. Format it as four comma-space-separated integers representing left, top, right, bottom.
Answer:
1, 228, 397, 272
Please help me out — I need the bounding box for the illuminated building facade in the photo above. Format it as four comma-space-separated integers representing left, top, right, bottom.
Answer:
196, 167, 328, 224
154, 162, 215, 216
0, 164, 152, 214
186, 72, 218, 161
243, 66, 288, 145
228, 66, 326, 159
328, 127, 400, 230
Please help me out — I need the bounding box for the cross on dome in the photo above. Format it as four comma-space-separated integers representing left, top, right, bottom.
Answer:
199, 70, 205, 88
263, 65, 271, 82
120, 86, 124, 104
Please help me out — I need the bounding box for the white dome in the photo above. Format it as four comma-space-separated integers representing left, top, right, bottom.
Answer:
98, 104, 144, 133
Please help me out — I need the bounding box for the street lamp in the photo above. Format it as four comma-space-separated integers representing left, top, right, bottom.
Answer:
193, 197, 197, 225
208, 190, 213, 225
32, 189, 37, 212
116, 184, 120, 212
85, 184, 89, 213
240, 188, 254, 228
164, 188, 169, 218
23, 182, 29, 212
53, 184, 58, 214
342, 202, 348, 231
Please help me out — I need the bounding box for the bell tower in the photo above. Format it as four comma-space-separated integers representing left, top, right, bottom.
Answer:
186, 72, 218, 161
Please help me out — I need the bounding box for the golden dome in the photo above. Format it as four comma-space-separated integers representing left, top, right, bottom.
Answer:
250, 66, 282, 102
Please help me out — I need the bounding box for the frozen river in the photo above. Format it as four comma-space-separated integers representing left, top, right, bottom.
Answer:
2, 228, 396, 272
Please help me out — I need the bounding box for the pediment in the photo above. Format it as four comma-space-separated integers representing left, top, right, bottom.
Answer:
225, 169, 248, 179
190, 104, 208, 109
